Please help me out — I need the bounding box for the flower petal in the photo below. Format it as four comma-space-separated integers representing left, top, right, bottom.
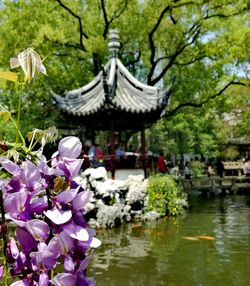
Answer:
55, 158, 83, 179
25, 219, 50, 241
64, 255, 75, 273
0, 157, 21, 176
4, 191, 29, 215
63, 222, 89, 241
58, 136, 82, 159
9, 237, 19, 259
48, 231, 74, 257
44, 208, 72, 225
51, 273, 76, 286
30, 196, 48, 215
16, 227, 37, 253
10, 279, 31, 286
57, 187, 79, 204
22, 161, 43, 192
30, 249, 56, 271
72, 190, 93, 211
90, 237, 102, 248
39, 272, 49, 286
77, 250, 93, 273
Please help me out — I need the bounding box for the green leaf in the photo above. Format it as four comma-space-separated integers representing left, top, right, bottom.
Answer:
0, 111, 11, 122
0, 71, 18, 82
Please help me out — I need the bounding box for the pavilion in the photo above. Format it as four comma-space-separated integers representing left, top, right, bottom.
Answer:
52, 30, 172, 175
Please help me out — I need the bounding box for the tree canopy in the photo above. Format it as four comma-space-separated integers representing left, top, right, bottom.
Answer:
0, 0, 249, 157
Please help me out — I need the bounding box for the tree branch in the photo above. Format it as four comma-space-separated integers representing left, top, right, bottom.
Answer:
101, 0, 128, 39
150, 25, 201, 85
123, 51, 141, 67
50, 38, 84, 51
205, 11, 247, 19
204, 4, 250, 19
169, 8, 178, 24
147, 5, 171, 84
55, 0, 88, 51
147, 1, 202, 85
174, 55, 209, 66
112, 0, 128, 22
100, 0, 109, 39
163, 81, 248, 118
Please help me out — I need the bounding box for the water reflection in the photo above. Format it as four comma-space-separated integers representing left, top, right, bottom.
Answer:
89, 195, 250, 286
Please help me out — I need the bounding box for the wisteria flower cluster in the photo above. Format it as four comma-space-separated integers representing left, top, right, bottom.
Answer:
0, 136, 100, 285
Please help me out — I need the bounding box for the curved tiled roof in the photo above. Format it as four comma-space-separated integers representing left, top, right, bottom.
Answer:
52, 57, 171, 117
51, 72, 106, 116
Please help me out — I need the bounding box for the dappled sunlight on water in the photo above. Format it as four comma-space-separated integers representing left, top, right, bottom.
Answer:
89, 195, 250, 286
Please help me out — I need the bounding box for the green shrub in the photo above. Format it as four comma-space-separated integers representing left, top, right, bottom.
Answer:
190, 161, 205, 177
147, 174, 188, 216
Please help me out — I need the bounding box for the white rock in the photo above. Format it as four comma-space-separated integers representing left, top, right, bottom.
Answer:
85, 202, 96, 213
96, 199, 104, 207
96, 204, 123, 228
82, 168, 95, 178
89, 167, 107, 182
143, 211, 160, 221
95, 180, 119, 196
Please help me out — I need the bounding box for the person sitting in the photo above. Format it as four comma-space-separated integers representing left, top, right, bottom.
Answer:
115, 143, 125, 159
115, 143, 126, 168
84, 140, 97, 168
95, 143, 104, 167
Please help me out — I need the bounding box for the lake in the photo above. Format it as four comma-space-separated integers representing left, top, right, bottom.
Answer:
88, 194, 250, 286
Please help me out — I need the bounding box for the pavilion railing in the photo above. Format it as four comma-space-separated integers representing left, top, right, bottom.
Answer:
81, 154, 158, 178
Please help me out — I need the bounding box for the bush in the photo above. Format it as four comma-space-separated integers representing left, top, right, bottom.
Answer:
190, 161, 206, 177
147, 174, 188, 216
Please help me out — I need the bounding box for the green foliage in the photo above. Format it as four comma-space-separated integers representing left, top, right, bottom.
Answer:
0, 120, 16, 142
221, 146, 240, 161
147, 174, 187, 216
190, 161, 206, 178
144, 104, 229, 157
0, 0, 248, 151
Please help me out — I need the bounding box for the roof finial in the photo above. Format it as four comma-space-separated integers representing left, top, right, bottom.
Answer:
108, 29, 120, 58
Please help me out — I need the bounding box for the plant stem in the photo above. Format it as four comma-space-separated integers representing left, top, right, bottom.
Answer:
0, 104, 25, 147
45, 188, 54, 285
15, 83, 24, 144
2, 243, 8, 286
0, 190, 8, 286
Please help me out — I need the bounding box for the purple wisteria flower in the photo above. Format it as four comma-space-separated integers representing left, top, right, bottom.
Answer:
0, 157, 21, 176
0, 136, 100, 285
58, 136, 82, 158
51, 136, 83, 180
30, 242, 57, 271
16, 227, 36, 253
22, 161, 47, 194
51, 250, 95, 286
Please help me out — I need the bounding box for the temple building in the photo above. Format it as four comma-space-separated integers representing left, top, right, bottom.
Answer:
52, 30, 172, 156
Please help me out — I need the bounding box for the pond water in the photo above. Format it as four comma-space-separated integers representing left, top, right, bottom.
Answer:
88, 194, 250, 286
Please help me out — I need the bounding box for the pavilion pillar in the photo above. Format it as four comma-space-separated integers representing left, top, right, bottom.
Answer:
141, 124, 147, 178
140, 124, 145, 154
110, 121, 116, 179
